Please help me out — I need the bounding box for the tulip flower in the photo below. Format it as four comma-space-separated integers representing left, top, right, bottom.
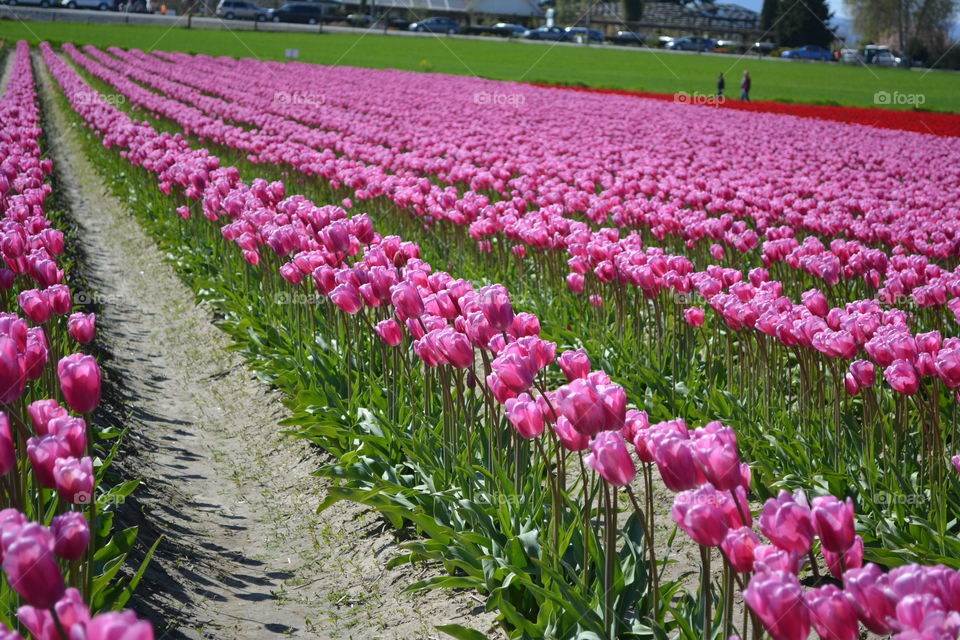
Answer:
2, 525, 66, 608
28, 399, 68, 435
721, 526, 759, 572
17, 290, 51, 324
844, 563, 898, 634
884, 359, 920, 395
952, 455, 960, 475
505, 394, 545, 440
375, 319, 403, 347
673, 485, 728, 547
759, 490, 815, 554
805, 584, 860, 640
58, 354, 102, 414
390, 282, 425, 320
585, 431, 635, 486
743, 571, 810, 640
823, 535, 863, 578
0, 415, 13, 477
68, 312, 97, 344
50, 512, 91, 561
480, 286, 514, 331
19, 588, 90, 640
653, 436, 701, 491
54, 456, 94, 504
557, 349, 590, 381
552, 416, 589, 451
684, 306, 705, 327
811, 495, 855, 553
26, 435, 72, 488
0, 336, 26, 405
85, 611, 154, 640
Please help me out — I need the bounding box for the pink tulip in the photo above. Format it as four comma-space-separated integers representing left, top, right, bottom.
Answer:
330, 283, 363, 314
85, 611, 154, 640
566, 273, 584, 294
50, 512, 90, 561
552, 416, 589, 451
693, 436, 741, 491
672, 485, 728, 546
504, 393, 545, 440
823, 535, 863, 578
801, 289, 829, 316
721, 526, 759, 572
0, 415, 13, 477
743, 571, 810, 640
19, 588, 90, 640
952, 455, 960, 475
0, 336, 26, 404
759, 490, 814, 555
48, 416, 87, 459
26, 435, 71, 488
480, 285, 514, 331
23, 330, 48, 382
58, 354, 102, 414
557, 349, 591, 381
54, 457, 94, 505
2, 525, 65, 608
375, 318, 403, 346
585, 431, 635, 486
884, 359, 920, 395
17, 290, 51, 324
811, 495, 855, 553
849, 359, 875, 387
805, 584, 860, 640
67, 313, 96, 344
844, 563, 898, 634
390, 282, 425, 320
653, 436, 701, 492
28, 399, 68, 435
684, 306, 705, 327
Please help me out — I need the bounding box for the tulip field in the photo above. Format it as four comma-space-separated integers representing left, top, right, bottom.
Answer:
0, 33, 958, 640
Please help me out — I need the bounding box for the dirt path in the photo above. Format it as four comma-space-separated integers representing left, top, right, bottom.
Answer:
35, 53, 499, 640
0, 44, 15, 96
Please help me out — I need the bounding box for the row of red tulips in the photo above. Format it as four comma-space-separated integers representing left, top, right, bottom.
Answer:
42, 40, 960, 639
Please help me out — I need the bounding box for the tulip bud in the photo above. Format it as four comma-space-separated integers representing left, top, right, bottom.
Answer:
811, 496, 855, 553
50, 512, 90, 561
53, 456, 94, 505
743, 571, 810, 640
585, 431, 635, 486
85, 611, 154, 640
804, 584, 859, 640
721, 526, 759, 572
557, 349, 591, 381
2, 525, 65, 608
67, 313, 96, 344
58, 354, 102, 414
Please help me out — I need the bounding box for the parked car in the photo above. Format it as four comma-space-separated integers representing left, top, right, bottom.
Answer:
216, 0, 267, 20
609, 30, 646, 45
346, 12, 374, 26
751, 41, 777, 54
781, 45, 832, 60
490, 22, 527, 37
666, 36, 717, 51
564, 26, 604, 42
524, 25, 570, 41
1, 0, 55, 7
839, 48, 862, 63
268, 1, 334, 23
60, 0, 112, 9
408, 17, 460, 34
872, 50, 902, 66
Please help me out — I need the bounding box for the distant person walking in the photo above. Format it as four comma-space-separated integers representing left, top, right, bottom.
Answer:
717, 72, 725, 98
740, 70, 751, 101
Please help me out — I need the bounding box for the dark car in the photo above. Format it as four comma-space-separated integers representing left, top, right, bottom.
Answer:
268, 2, 335, 23
524, 25, 570, 41
565, 27, 604, 42
781, 45, 832, 61
609, 30, 647, 45
408, 17, 460, 33
490, 22, 527, 37
667, 36, 717, 51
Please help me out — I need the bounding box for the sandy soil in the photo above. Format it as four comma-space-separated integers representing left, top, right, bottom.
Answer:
35, 52, 501, 640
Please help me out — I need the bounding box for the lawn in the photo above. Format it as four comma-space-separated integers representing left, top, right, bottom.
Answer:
3, 19, 960, 111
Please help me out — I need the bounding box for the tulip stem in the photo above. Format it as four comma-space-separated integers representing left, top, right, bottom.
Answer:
625, 484, 658, 620
50, 606, 69, 640
700, 544, 712, 638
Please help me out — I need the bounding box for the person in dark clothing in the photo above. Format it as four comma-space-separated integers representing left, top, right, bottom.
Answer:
717, 72, 725, 98
740, 70, 751, 100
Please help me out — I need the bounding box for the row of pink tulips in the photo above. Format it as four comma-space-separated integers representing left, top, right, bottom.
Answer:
0, 41, 152, 639
43, 41, 960, 639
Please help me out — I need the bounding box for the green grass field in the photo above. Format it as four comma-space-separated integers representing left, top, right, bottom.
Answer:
3, 19, 960, 111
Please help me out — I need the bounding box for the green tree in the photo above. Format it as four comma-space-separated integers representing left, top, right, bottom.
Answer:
774, 0, 834, 46
760, 0, 780, 31
845, 0, 957, 61
624, 0, 644, 21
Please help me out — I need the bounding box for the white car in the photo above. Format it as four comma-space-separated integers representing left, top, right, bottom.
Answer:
61, 0, 112, 9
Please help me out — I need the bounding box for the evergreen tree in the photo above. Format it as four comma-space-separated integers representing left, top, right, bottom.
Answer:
624, 0, 644, 21
774, 0, 834, 46
760, 0, 779, 31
